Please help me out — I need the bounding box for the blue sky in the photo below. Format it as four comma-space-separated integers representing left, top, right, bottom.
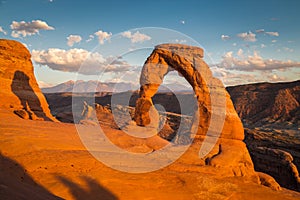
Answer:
0, 0, 299, 87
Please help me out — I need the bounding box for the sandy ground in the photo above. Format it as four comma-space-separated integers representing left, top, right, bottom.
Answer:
1, 108, 300, 200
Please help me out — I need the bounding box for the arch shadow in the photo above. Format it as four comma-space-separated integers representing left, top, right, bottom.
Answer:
0, 152, 63, 199
57, 176, 118, 200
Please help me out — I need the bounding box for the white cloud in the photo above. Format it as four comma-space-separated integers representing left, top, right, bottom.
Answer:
260, 44, 266, 48
237, 31, 256, 42
255, 29, 279, 37
121, 31, 151, 43
10, 20, 54, 38
255, 29, 265, 33
265, 31, 279, 37
94, 30, 112, 44
0, 26, 7, 35
38, 81, 53, 88
86, 34, 94, 42
221, 34, 230, 41
21, 42, 29, 49
121, 31, 131, 38
266, 74, 286, 82
271, 40, 277, 43
283, 47, 294, 52
237, 48, 243, 57
173, 39, 187, 44
180, 20, 185, 24
67, 34, 82, 47
32, 48, 131, 75
217, 50, 300, 71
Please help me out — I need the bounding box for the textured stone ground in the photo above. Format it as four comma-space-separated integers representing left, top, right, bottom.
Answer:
1, 109, 300, 200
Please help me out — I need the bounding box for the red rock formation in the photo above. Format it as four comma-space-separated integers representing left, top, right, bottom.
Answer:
228, 81, 300, 191
245, 128, 300, 191
133, 44, 257, 178
227, 80, 300, 124
0, 39, 57, 121
253, 146, 300, 191
257, 172, 281, 191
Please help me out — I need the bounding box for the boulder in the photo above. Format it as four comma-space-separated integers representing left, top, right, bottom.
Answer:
258, 172, 281, 191
79, 101, 98, 125
13, 109, 30, 120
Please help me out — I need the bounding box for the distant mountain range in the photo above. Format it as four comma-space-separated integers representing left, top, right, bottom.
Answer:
41, 80, 135, 93
41, 80, 192, 93
43, 79, 300, 125
44, 80, 299, 126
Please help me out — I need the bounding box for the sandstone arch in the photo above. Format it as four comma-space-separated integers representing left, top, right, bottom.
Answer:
134, 44, 257, 178
134, 44, 243, 140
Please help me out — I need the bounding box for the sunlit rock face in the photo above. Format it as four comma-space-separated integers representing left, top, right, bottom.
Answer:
134, 44, 258, 178
0, 39, 57, 121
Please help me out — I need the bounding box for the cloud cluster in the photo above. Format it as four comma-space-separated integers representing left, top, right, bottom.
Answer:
67, 35, 82, 47
237, 31, 257, 42
121, 31, 151, 43
211, 66, 291, 86
0, 26, 7, 35
283, 47, 294, 52
211, 67, 259, 86
222, 29, 279, 43
256, 29, 279, 37
173, 39, 187, 44
94, 30, 112, 44
32, 48, 131, 75
211, 46, 299, 85
217, 50, 300, 71
10, 20, 54, 38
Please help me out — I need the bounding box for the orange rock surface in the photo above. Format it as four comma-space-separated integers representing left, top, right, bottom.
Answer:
0, 39, 57, 121
2, 109, 300, 200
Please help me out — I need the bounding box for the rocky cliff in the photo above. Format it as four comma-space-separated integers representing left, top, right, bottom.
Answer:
227, 81, 300, 191
227, 80, 300, 125
0, 39, 57, 121
245, 127, 300, 191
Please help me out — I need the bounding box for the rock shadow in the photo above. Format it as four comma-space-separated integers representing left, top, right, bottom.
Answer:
0, 152, 62, 199
57, 176, 118, 200
11, 70, 51, 121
